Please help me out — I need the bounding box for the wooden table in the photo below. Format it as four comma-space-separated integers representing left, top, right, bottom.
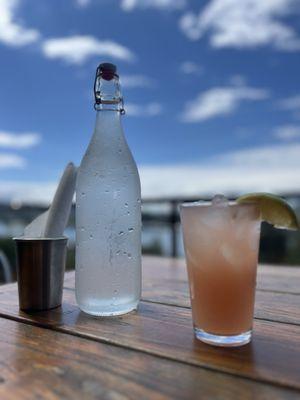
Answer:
0, 256, 299, 399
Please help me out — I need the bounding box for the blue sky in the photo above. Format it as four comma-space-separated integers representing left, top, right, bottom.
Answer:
1, 0, 300, 203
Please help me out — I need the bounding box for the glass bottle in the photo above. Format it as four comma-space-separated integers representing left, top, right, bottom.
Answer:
75, 63, 141, 316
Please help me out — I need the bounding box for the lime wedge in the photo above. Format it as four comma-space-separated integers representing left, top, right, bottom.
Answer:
237, 193, 299, 230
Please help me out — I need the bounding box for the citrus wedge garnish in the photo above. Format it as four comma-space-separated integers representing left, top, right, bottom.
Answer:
237, 193, 299, 230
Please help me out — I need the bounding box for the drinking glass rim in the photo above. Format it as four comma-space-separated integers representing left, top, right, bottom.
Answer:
180, 200, 256, 209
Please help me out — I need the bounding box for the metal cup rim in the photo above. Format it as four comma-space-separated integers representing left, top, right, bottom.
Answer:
13, 236, 68, 242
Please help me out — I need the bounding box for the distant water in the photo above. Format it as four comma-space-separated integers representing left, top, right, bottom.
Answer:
67, 224, 184, 257
0, 221, 185, 257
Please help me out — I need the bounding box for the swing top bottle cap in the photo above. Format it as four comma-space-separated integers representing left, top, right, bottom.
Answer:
99, 63, 117, 81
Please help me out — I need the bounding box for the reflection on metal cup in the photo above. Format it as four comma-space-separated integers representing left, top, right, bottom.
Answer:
13, 237, 68, 311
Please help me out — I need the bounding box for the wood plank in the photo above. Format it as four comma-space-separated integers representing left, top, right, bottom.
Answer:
142, 257, 300, 295
257, 265, 300, 294
142, 284, 300, 326
254, 291, 300, 324
141, 258, 300, 325
0, 287, 299, 390
0, 318, 296, 400
65, 265, 300, 326
64, 257, 300, 295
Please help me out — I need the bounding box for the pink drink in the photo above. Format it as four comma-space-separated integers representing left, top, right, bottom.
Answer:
180, 198, 261, 346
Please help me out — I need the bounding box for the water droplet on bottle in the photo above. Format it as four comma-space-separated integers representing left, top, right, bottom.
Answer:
81, 192, 86, 196
105, 189, 109, 193
125, 203, 128, 207
116, 250, 120, 255
89, 234, 93, 239
127, 211, 130, 215
127, 253, 132, 259
128, 228, 134, 232
80, 227, 85, 232
118, 149, 122, 154
118, 231, 124, 236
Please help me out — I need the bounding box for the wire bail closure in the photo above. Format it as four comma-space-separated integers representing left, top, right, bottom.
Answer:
93, 66, 125, 114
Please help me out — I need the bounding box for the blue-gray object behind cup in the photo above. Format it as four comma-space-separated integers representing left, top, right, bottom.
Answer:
13, 237, 68, 311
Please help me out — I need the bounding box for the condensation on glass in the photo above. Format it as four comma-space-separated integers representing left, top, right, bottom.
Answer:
75, 63, 142, 316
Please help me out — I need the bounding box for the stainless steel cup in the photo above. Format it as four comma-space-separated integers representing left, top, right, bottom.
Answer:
13, 237, 68, 311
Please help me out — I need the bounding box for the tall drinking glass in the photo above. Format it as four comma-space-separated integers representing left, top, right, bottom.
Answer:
180, 198, 261, 347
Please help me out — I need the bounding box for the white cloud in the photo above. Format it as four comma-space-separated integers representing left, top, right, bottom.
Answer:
274, 125, 300, 140
181, 84, 269, 122
0, 0, 40, 47
140, 142, 300, 198
0, 131, 41, 149
140, 165, 300, 198
121, 0, 186, 12
126, 102, 162, 116
75, 0, 91, 7
180, 61, 202, 75
42, 35, 135, 64
0, 153, 25, 169
120, 74, 155, 88
75, 0, 187, 11
278, 95, 300, 111
1, 142, 299, 203
179, 0, 300, 51
0, 181, 56, 205
229, 75, 247, 87
218, 142, 300, 167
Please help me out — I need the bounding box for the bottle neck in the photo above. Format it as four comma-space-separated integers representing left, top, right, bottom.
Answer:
95, 108, 121, 124
94, 108, 124, 140
90, 109, 127, 152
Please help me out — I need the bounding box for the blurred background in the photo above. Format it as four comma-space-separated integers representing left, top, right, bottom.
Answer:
1, 0, 300, 283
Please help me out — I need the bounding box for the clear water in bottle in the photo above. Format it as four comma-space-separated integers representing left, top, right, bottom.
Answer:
75, 63, 142, 316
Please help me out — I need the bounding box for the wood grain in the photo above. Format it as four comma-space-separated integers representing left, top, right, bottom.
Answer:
141, 258, 300, 325
257, 265, 300, 294
0, 287, 299, 390
142, 257, 300, 294
1, 256, 299, 398
142, 286, 300, 326
0, 318, 296, 400
64, 257, 300, 295
66, 261, 300, 325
